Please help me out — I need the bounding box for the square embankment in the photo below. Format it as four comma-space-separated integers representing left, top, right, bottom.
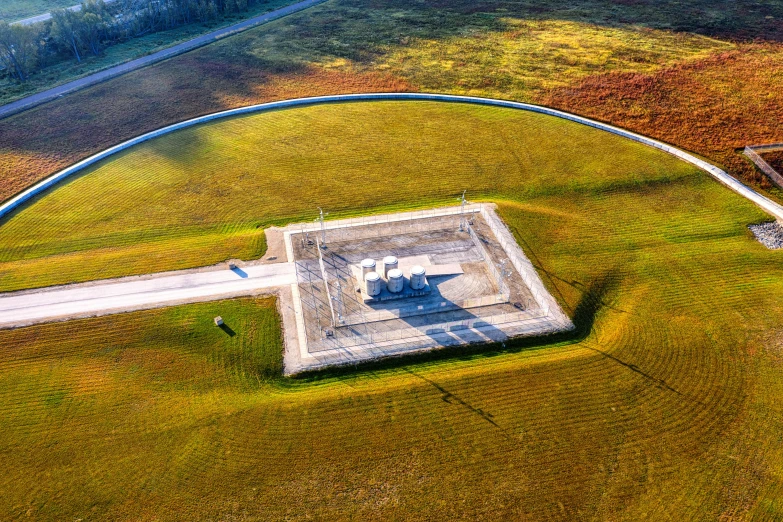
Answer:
281, 204, 573, 374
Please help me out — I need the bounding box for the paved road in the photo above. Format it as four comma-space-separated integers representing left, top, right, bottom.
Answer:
0, 262, 296, 328
13, 0, 118, 26
0, 0, 327, 120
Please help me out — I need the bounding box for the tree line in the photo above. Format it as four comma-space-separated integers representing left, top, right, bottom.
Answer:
0, 0, 259, 82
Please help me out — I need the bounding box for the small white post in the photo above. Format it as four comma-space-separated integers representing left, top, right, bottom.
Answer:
459, 190, 467, 231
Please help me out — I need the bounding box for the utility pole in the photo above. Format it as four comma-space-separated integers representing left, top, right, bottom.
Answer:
459, 190, 467, 231
317, 207, 328, 247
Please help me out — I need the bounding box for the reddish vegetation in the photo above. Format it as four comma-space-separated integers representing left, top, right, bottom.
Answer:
542, 44, 783, 189
0, 61, 413, 202
2, 39, 783, 204
762, 151, 783, 174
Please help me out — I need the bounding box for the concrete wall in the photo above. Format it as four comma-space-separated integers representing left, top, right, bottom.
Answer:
3, 93, 783, 223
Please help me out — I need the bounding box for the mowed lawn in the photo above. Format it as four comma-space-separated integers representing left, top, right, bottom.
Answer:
0, 100, 712, 291
1, 101, 783, 519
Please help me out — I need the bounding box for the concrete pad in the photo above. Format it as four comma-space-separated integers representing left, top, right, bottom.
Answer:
281, 204, 574, 375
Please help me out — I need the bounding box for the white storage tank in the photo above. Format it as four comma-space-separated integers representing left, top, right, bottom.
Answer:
387, 268, 404, 293
365, 272, 382, 296
382, 255, 398, 278
361, 258, 376, 280
409, 265, 426, 290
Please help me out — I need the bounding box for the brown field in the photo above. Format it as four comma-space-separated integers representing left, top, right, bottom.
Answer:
2, 0, 783, 204
543, 44, 783, 190
762, 150, 783, 174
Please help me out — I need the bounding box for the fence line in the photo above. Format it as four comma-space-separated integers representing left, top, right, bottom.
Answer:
466, 223, 509, 299
297, 204, 483, 238
293, 203, 574, 351
339, 293, 508, 326
479, 207, 560, 320
745, 143, 783, 153
744, 146, 783, 189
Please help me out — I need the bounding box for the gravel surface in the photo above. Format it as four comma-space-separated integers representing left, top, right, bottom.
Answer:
749, 221, 783, 249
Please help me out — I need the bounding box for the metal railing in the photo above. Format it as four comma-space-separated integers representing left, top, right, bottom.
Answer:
466, 222, 509, 300
479, 207, 555, 318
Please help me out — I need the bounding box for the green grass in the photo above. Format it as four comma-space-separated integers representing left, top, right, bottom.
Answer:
0, 100, 710, 291
0, 0, 301, 105
0, 297, 288, 519
2, 102, 783, 519
0, 0, 75, 21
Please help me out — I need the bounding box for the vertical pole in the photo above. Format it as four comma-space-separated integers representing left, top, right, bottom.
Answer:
318, 207, 326, 246
459, 190, 467, 231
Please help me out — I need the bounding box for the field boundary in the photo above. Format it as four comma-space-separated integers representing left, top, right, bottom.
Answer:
2, 93, 783, 223
744, 144, 783, 189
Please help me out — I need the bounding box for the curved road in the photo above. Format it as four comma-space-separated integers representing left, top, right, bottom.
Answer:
0, 0, 327, 120
1, 93, 781, 329
4, 93, 783, 222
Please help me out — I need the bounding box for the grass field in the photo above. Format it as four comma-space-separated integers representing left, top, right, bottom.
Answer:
3, 0, 783, 205
2, 102, 783, 519
0, 100, 706, 291
0, 0, 74, 21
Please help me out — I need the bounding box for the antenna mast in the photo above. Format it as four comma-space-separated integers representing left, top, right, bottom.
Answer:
317, 207, 328, 247
459, 190, 467, 231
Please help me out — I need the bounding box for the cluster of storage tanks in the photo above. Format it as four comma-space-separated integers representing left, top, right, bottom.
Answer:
360, 256, 426, 297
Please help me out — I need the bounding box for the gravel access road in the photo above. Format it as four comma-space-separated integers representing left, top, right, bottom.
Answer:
0, 262, 296, 328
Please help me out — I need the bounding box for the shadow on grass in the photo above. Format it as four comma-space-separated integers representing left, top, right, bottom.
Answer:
219, 323, 237, 336
290, 269, 620, 383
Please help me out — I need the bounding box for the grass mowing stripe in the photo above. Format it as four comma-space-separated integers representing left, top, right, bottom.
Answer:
0, 101, 712, 292
1, 101, 783, 519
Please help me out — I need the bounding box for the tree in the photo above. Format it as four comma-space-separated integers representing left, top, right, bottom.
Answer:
78, 2, 111, 57
51, 8, 85, 62
0, 22, 40, 82
79, 13, 104, 55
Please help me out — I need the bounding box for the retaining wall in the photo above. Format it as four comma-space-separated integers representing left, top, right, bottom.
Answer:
3, 93, 783, 223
